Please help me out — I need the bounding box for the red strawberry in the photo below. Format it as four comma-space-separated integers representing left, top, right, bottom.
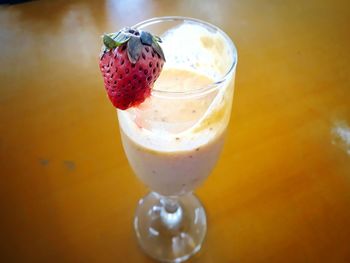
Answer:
99, 28, 165, 110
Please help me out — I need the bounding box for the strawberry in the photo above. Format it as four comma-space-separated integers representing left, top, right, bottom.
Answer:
99, 28, 165, 110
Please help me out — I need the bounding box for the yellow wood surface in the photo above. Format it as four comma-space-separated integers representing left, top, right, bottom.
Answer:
1, 0, 350, 262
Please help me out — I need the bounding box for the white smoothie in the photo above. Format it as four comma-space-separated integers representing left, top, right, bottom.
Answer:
117, 23, 235, 196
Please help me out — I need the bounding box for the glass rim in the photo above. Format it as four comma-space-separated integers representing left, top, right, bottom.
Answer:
133, 16, 238, 98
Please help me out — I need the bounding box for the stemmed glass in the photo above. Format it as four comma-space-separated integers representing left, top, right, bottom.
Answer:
117, 16, 237, 262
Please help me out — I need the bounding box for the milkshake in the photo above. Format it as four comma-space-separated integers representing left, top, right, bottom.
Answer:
100, 17, 237, 262
118, 68, 234, 195
118, 21, 235, 197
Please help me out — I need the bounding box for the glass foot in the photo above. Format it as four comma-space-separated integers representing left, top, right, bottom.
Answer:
134, 192, 207, 262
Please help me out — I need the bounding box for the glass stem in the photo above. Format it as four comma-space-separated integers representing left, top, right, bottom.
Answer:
159, 195, 183, 228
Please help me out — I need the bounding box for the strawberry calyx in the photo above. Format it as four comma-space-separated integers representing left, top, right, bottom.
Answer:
101, 28, 165, 64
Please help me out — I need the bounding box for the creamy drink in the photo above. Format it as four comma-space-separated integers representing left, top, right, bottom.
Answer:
118, 68, 234, 195
118, 22, 235, 197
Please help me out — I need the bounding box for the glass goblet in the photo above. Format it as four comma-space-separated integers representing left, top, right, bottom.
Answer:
117, 16, 237, 262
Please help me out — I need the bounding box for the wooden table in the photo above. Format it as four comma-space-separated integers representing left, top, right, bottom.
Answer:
1, 0, 349, 262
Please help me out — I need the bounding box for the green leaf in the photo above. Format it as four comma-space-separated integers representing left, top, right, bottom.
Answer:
140, 31, 153, 46
151, 41, 166, 61
113, 31, 131, 45
127, 36, 143, 64
103, 31, 131, 49
153, 35, 162, 43
103, 34, 118, 49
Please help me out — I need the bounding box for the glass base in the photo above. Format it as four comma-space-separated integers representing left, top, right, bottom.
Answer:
134, 192, 207, 262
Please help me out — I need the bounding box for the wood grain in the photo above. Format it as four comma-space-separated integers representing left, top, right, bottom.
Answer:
0, 0, 349, 262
